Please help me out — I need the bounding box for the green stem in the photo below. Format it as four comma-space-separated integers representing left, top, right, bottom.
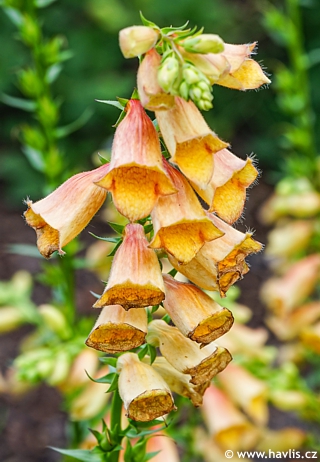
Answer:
108, 390, 123, 462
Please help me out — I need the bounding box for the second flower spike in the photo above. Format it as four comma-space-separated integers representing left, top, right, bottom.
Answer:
94, 224, 165, 309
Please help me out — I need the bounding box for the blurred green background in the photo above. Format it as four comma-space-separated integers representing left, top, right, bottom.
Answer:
2, 0, 319, 207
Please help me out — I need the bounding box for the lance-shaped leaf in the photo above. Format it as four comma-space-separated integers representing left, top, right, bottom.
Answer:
191, 149, 258, 224
94, 224, 165, 309
155, 97, 228, 189
147, 320, 232, 385
168, 213, 262, 296
86, 305, 147, 353
24, 163, 109, 258
149, 160, 224, 264
137, 48, 175, 111
95, 99, 176, 222
162, 274, 233, 346
117, 353, 176, 422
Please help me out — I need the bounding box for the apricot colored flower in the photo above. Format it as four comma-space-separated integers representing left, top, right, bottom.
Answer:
201, 385, 260, 451
94, 223, 165, 309
218, 363, 268, 425
86, 305, 147, 353
147, 320, 232, 385
137, 48, 175, 111
150, 356, 210, 407
168, 213, 262, 296
24, 163, 109, 258
162, 274, 234, 346
191, 149, 258, 224
149, 160, 223, 264
155, 97, 228, 189
117, 352, 176, 421
95, 99, 176, 222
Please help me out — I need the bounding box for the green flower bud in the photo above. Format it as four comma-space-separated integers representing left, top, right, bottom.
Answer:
182, 64, 200, 85
119, 26, 159, 58
20, 14, 41, 46
47, 350, 71, 385
182, 33, 224, 54
39, 304, 71, 339
0, 307, 24, 333
189, 86, 202, 101
157, 55, 180, 93
179, 80, 190, 100
197, 100, 213, 111
22, 125, 46, 152
37, 96, 59, 127
17, 68, 42, 98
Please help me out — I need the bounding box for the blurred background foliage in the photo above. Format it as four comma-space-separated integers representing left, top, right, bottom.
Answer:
2, 0, 319, 207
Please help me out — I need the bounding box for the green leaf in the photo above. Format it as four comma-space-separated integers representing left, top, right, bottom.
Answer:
99, 357, 117, 368
107, 240, 122, 257
147, 344, 157, 364
22, 146, 45, 172
98, 153, 110, 164
89, 233, 121, 243
107, 221, 125, 235
35, 0, 57, 7
139, 11, 157, 28
107, 373, 119, 393
49, 447, 101, 462
1, 94, 36, 112
161, 21, 190, 34
143, 224, 153, 234
46, 63, 63, 84
85, 370, 115, 384
168, 268, 177, 277
55, 108, 93, 138
162, 314, 171, 324
145, 451, 161, 461
138, 344, 148, 360
95, 100, 124, 110
3, 7, 23, 26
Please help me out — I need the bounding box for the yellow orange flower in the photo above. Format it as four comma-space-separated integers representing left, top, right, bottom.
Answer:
94, 223, 165, 309
86, 305, 147, 353
191, 149, 258, 224
137, 48, 175, 111
24, 163, 109, 258
162, 274, 233, 345
95, 99, 176, 222
149, 160, 224, 264
147, 320, 232, 385
155, 97, 228, 189
168, 213, 262, 296
117, 353, 176, 421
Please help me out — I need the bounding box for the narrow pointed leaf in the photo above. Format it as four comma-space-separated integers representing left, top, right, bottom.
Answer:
48, 447, 101, 462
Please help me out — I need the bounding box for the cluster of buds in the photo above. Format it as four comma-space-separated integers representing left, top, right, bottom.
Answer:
120, 16, 270, 111
23, 18, 268, 424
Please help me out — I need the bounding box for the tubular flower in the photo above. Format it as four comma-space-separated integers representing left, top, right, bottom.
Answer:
260, 254, 320, 315
168, 214, 262, 296
147, 320, 232, 385
162, 274, 234, 346
94, 224, 165, 309
218, 363, 269, 426
137, 48, 175, 111
95, 99, 176, 222
86, 305, 147, 353
149, 160, 224, 264
149, 356, 210, 407
119, 26, 159, 59
24, 163, 109, 258
201, 385, 260, 451
117, 353, 176, 421
216, 42, 271, 90
191, 149, 259, 224
155, 97, 228, 189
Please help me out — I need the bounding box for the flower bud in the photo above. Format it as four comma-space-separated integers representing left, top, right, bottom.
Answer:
17, 68, 41, 98
181, 34, 224, 54
137, 49, 175, 110
0, 306, 24, 333
149, 160, 223, 264
162, 274, 233, 345
95, 99, 176, 222
155, 97, 228, 189
300, 321, 320, 354
47, 350, 72, 386
94, 224, 165, 309
20, 14, 41, 46
157, 55, 181, 93
38, 304, 71, 339
117, 353, 176, 421
147, 320, 232, 385
86, 305, 147, 353
257, 428, 306, 453
119, 26, 159, 58
266, 220, 314, 259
